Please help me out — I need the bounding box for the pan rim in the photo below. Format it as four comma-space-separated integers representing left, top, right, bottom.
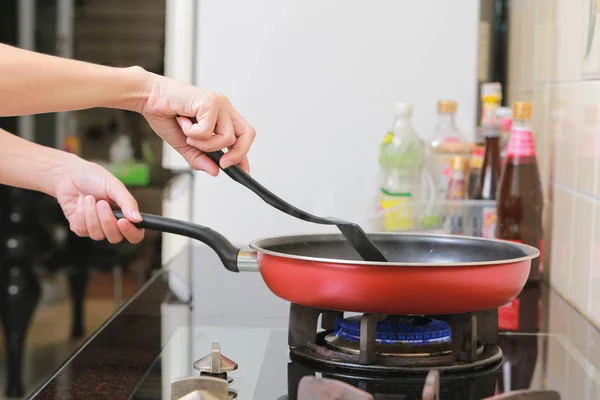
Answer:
248, 232, 540, 267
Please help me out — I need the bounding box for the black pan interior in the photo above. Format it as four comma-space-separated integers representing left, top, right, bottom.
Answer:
256, 234, 536, 263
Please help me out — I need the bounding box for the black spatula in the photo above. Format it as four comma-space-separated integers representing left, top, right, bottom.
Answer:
205, 150, 388, 262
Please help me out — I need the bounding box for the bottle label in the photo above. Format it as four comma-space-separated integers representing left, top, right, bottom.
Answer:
498, 294, 542, 331
482, 206, 497, 239
498, 298, 520, 331
501, 116, 513, 132
446, 177, 467, 200
430, 153, 453, 199
481, 100, 500, 126
506, 127, 536, 157
382, 132, 394, 145
379, 194, 413, 231
444, 136, 462, 143
430, 150, 466, 200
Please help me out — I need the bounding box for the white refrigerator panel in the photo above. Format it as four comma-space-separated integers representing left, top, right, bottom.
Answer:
162, 0, 197, 170
191, 0, 480, 316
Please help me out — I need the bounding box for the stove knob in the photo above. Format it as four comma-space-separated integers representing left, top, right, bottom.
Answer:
297, 376, 373, 400
422, 370, 440, 400
193, 342, 238, 378
171, 376, 229, 400
483, 390, 561, 400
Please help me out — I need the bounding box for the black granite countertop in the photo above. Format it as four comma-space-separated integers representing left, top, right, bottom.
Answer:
27, 268, 185, 400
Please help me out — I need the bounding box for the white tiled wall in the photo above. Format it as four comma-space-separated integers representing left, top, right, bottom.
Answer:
509, 0, 600, 325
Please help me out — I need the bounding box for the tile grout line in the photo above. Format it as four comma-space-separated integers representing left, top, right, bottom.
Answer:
548, 81, 562, 292
553, 334, 600, 387
567, 191, 576, 304
551, 284, 600, 333
566, 75, 579, 301
585, 104, 600, 385
552, 181, 598, 202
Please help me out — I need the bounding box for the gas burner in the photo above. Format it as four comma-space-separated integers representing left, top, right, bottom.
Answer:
291, 338, 501, 373
288, 303, 503, 373
325, 315, 452, 357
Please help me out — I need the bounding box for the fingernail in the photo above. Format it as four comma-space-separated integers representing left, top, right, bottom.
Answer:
221, 161, 233, 169
186, 138, 196, 146
130, 210, 142, 221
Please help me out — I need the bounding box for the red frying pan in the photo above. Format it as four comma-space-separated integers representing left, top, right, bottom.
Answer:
113, 210, 539, 315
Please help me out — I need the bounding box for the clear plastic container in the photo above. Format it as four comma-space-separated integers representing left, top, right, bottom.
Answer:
371, 199, 497, 237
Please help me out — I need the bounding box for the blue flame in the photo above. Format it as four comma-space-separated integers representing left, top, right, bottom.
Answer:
334, 317, 451, 345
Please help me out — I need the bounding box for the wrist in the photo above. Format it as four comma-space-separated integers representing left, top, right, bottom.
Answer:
108, 66, 154, 114
39, 150, 80, 198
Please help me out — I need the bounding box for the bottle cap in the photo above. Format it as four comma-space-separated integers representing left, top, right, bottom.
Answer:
393, 102, 413, 117
437, 100, 457, 114
450, 156, 469, 172
481, 82, 502, 103
512, 101, 532, 120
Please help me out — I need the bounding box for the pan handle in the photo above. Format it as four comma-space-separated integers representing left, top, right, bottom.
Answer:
112, 210, 256, 273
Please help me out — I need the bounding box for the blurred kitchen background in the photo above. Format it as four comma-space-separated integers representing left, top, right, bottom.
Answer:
0, 0, 181, 397
0, 0, 598, 398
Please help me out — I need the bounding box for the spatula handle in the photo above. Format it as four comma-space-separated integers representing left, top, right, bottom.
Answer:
205, 151, 330, 225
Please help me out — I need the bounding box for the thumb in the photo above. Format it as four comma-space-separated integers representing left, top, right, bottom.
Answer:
109, 180, 142, 222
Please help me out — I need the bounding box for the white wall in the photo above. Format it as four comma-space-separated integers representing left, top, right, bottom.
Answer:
190, 0, 480, 316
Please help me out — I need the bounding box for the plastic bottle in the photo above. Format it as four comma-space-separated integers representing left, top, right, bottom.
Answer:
496, 102, 543, 282
377, 103, 426, 231
427, 100, 471, 200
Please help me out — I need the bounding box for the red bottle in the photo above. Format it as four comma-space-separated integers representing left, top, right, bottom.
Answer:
496, 102, 543, 282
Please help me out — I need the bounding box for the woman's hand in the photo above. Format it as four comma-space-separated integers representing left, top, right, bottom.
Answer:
52, 154, 144, 244
0, 44, 256, 175
137, 71, 257, 176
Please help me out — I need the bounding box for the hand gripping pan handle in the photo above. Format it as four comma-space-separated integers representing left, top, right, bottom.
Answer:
113, 209, 243, 272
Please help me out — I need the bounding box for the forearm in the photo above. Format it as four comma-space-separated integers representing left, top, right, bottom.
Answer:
0, 44, 150, 116
0, 128, 71, 196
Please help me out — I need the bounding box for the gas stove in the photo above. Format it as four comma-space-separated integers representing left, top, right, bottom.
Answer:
131, 302, 566, 400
